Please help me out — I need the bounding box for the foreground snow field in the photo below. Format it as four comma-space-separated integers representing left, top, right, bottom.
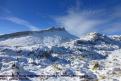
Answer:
0, 28, 121, 81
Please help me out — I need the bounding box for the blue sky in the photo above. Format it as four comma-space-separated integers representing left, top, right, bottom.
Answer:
0, 0, 121, 36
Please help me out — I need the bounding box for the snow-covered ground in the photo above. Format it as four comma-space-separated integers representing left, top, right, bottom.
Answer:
0, 28, 121, 81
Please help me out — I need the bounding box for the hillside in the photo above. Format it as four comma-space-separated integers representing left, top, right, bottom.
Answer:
0, 27, 78, 46
0, 28, 121, 81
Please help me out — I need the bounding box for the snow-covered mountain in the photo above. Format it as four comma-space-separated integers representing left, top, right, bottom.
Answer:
0, 28, 121, 81
0, 27, 78, 46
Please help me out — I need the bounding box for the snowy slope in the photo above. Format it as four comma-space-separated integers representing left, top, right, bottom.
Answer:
0, 27, 78, 46
0, 29, 121, 81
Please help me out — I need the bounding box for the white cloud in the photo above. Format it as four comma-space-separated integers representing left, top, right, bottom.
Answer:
54, 0, 105, 37
0, 7, 11, 14
2, 16, 39, 31
55, 9, 104, 37
55, 0, 121, 37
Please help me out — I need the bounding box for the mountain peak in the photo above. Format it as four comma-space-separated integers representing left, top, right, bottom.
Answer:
87, 32, 103, 37
0, 27, 77, 46
0, 27, 67, 40
86, 32, 104, 40
80, 32, 104, 41
47, 27, 66, 31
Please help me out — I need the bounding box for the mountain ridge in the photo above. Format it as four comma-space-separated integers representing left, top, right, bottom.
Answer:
0, 27, 121, 81
0, 27, 78, 46
0, 27, 68, 40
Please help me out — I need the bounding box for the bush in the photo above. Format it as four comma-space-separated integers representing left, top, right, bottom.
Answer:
92, 62, 100, 70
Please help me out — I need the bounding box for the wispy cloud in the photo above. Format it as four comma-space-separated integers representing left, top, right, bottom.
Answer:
55, 10, 104, 36
0, 7, 39, 31
55, 0, 121, 36
1, 16, 39, 31
55, 2, 104, 36
3, 9, 11, 14
0, 7, 11, 15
